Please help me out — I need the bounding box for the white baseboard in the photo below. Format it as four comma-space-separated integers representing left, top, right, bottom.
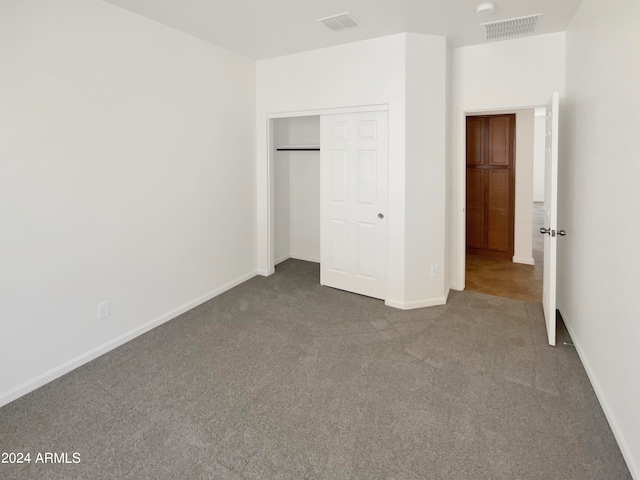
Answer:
290, 253, 320, 263
274, 255, 290, 265
256, 268, 275, 276
385, 296, 447, 310
0, 270, 258, 408
513, 256, 535, 265
562, 312, 639, 480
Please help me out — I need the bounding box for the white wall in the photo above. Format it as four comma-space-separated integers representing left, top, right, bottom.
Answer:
449, 33, 566, 289
560, 0, 640, 477
0, 0, 257, 405
288, 116, 320, 263
513, 109, 535, 265
257, 33, 448, 308
532, 107, 546, 202
403, 34, 449, 306
445, 44, 453, 293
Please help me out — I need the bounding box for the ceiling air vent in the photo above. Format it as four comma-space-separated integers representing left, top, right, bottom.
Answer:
482, 14, 542, 40
317, 12, 359, 32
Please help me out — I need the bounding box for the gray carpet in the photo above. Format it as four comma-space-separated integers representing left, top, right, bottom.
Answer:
0, 259, 631, 479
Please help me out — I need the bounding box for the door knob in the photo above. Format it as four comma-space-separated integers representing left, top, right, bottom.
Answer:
378, 213, 384, 219
540, 227, 550, 235
558, 229, 566, 236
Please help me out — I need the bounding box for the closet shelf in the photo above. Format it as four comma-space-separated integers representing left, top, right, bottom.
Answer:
276, 144, 320, 151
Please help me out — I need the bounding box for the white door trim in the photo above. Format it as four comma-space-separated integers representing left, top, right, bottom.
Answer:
266, 104, 389, 120
265, 104, 390, 275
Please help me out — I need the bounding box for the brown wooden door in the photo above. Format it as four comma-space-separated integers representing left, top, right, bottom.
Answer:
466, 114, 515, 259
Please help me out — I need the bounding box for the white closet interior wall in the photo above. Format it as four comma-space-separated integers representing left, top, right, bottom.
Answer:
274, 116, 321, 265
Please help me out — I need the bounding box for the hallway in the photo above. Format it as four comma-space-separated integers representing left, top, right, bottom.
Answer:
465, 203, 544, 302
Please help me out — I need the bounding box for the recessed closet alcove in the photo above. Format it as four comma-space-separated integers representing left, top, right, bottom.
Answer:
273, 115, 321, 265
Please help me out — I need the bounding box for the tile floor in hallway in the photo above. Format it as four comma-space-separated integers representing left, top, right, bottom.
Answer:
465, 203, 544, 302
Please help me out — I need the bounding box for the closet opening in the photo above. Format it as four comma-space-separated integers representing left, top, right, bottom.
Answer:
266, 105, 389, 300
272, 115, 321, 267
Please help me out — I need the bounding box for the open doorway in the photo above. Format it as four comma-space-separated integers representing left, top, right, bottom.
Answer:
464, 108, 544, 302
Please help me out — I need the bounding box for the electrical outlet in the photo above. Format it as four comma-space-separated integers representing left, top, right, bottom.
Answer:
98, 301, 110, 320
431, 265, 439, 278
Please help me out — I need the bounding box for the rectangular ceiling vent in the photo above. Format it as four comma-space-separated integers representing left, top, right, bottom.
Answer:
317, 12, 359, 32
482, 14, 542, 40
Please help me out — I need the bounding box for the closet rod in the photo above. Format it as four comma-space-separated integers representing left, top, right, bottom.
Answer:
276, 144, 320, 152
276, 147, 320, 151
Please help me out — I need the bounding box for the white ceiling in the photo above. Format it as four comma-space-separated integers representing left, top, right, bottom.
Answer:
101, 0, 583, 60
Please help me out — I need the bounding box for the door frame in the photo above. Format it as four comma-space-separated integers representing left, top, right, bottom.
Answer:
264, 104, 389, 275
454, 101, 546, 291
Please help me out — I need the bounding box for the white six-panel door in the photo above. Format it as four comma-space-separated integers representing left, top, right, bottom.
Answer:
320, 111, 389, 300
542, 93, 560, 346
